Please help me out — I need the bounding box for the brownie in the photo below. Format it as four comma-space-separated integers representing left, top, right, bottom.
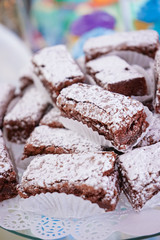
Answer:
32, 45, 84, 102
84, 30, 159, 62
17, 152, 120, 211
57, 83, 149, 151
19, 78, 33, 92
19, 63, 34, 91
22, 125, 103, 159
118, 142, 160, 210
0, 130, 18, 201
4, 87, 49, 143
143, 99, 154, 112
0, 84, 15, 128
154, 50, 160, 113
86, 55, 147, 96
40, 107, 64, 128
136, 115, 160, 147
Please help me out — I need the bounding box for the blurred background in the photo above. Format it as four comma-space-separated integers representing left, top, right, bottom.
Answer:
1, 0, 160, 59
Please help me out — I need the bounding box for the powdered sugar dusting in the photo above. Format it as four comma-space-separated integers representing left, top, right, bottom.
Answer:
0, 84, 15, 126
0, 131, 13, 174
40, 108, 64, 128
4, 87, 49, 123
137, 115, 160, 147
20, 152, 116, 192
25, 125, 102, 152
86, 55, 145, 84
119, 142, 160, 191
32, 45, 84, 87
84, 30, 158, 58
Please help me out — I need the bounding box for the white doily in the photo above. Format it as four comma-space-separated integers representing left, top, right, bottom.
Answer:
1, 192, 160, 240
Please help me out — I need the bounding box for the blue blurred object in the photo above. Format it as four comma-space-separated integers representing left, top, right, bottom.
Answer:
153, 21, 160, 36
70, 10, 115, 36
72, 27, 114, 59
137, 0, 160, 23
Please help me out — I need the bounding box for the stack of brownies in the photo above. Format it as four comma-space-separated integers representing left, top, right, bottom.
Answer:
1, 29, 160, 212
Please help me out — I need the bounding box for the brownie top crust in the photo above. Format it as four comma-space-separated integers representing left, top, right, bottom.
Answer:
84, 30, 159, 61
86, 55, 145, 84
32, 45, 84, 88
57, 83, 147, 133
20, 152, 117, 190
4, 87, 48, 123
119, 142, 160, 191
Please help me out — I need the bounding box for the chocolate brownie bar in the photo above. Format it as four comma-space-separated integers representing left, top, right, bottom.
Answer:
0, 130, 18, 201
84, 30, 159, 62
0, 84, 15, 128
57, 83, 149, 151
19, 64, 34, 91
40, 107, 64, 128
118, 142, 160, 210
18, 152, 120, 211
4, 87, 49, 143
86, 55, 147, 96
136, 115, 160, 147
154, 50, 160, 113
32, 45, 84, 102
22, 125, 103, 159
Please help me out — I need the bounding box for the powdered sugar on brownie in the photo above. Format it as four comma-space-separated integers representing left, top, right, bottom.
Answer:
18, 152, 120, 211
4, 87, 48, 123
21, 152, 115, 187
136, 115, 160, 147
0, 84, 15, 127
32, 45, 84, 87
84, 30, 159, 61
23, 125, 103, 158
40, 108, 64, 128
0, 130, 18, 201
86, 55, 146, 85
119, 143, 160, 188
118, 142, 160, 209
57, 83, 146, 132
57, 83, 149, 150
0, 134, 11, 174
4, 87, 49, 143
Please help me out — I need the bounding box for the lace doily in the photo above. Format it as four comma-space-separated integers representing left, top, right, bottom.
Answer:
1, 192, 160, 240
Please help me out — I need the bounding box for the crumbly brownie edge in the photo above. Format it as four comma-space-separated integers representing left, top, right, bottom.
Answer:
0, 180, 18, 202
22, 143, 75, 159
